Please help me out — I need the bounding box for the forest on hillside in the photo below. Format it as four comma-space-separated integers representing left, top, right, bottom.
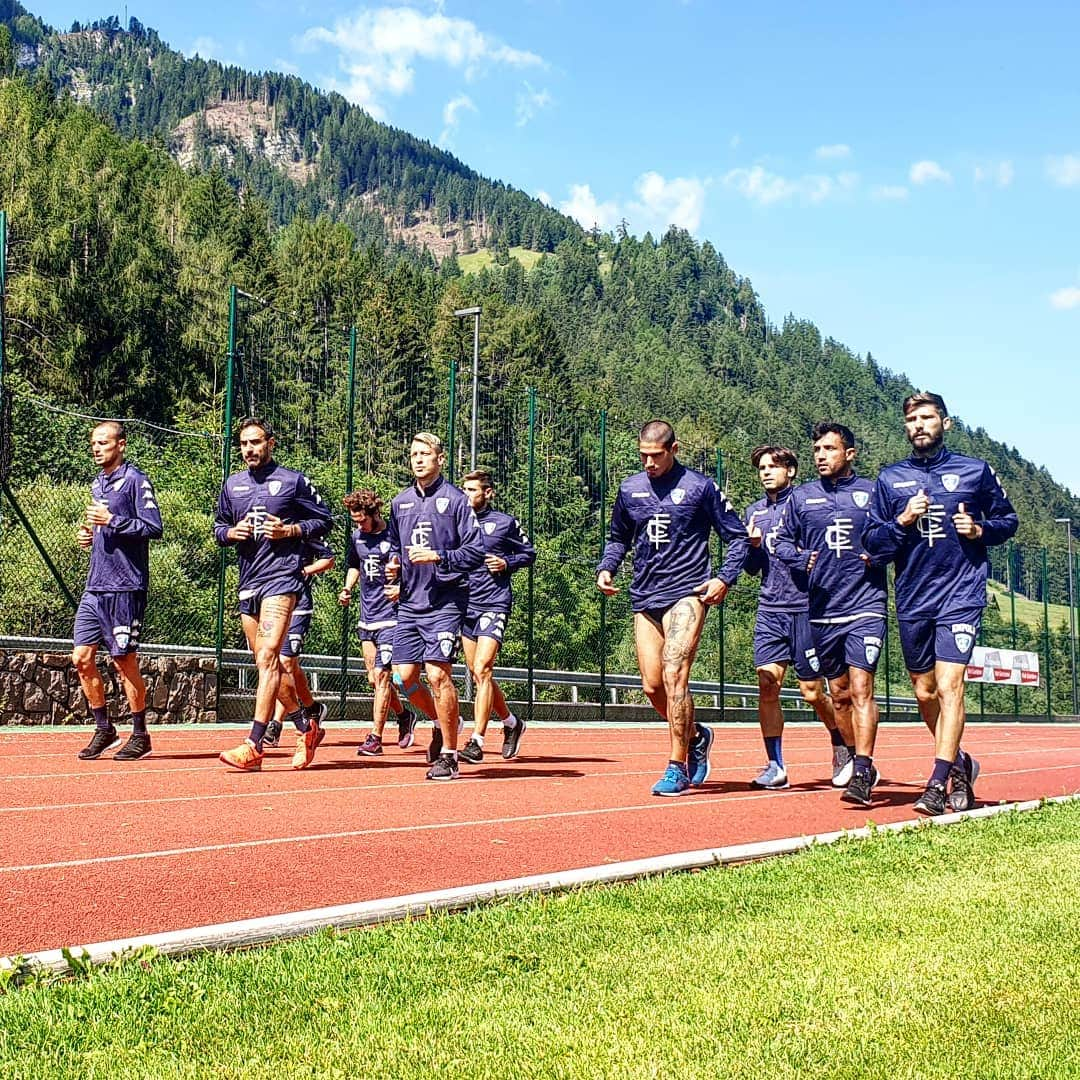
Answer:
1, 15, 1078, 712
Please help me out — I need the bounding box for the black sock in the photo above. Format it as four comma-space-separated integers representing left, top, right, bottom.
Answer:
853, 754, 873, 778
930, 757, 952, 786
286, 709, 307, 733
250, 721, 268, 750
92, 706, 111, 731
829, 727, 845, 747
131, 711, 147, 735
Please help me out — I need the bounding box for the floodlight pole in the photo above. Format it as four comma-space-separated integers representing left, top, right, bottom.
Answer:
1055, 518, 1078, 715
454, 306, 481, 471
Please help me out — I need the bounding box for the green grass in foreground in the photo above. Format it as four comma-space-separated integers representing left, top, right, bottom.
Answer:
2, 803, 1078, 1079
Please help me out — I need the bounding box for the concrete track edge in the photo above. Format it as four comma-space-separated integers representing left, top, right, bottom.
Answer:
5, 794, 1077, 976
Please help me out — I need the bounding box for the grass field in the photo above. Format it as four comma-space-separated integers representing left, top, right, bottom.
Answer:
987, 579, 1071, 632
2, 802, 1077, 1078
457, 246, 545, 274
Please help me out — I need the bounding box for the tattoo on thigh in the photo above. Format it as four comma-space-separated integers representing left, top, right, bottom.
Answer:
663, 599, 701, 664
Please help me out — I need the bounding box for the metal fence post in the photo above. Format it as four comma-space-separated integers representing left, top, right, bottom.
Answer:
214, 285, 239, 684
446, 353, 457, 486
526, 388, 536, 724
598, 409, 607, 723
339, 326, 357, 722
1042, 547, 1052, 720
1009, 539, 1019, 720
715, 449, 726, 722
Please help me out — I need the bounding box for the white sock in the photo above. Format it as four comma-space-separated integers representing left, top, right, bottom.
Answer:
471, 732, 484, 747
503, 713, 518, 729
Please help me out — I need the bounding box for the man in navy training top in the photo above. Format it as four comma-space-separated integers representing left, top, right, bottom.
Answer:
262, 538, 335, 750
597, 420, 747, 797
774, 422, 888, 807
387, 432, 485, 781
458, 469, 537, 764
215, 417, 333, 772
73, 421, 163, 762
863, 392, 1018, 816
741, 445, 854, 789
339, 489, 423, 756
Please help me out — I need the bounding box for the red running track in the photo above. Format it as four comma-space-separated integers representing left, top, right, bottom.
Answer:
1, 722, 1078, 955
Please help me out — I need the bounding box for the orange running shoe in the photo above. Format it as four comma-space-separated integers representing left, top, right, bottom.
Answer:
219, 739, 264, 771
292, 720, 321, 770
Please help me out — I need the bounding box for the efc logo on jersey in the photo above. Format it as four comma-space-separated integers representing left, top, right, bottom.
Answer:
917, 504, 948, 546
646, 513, 671, 548
362, 554, 382, 581
410, 521, 433, 548
825, 517, 854, 556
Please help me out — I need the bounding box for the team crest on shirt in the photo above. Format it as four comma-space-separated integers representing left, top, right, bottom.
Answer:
864, 636, 882, 665
671, 488, 686, 505
852, 490, 869, 508
942, 473, 960, 492
379, 541, 391, 553
268, 480, 282, 496
436, 497, 450, 513
485, 521, 497, 534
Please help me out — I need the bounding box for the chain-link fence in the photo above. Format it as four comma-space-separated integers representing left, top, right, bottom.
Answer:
3, 208, 1079, 720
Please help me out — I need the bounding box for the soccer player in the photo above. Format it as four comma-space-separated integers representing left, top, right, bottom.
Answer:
387, 433, 485, 781
596, 420, 747, 797
72, 421, 163, 761
863, 392, 1018, 815
339, 489, 423, 756
215, 417, 333, 772
458, 470, 536, 763
742, 445, 854, 789
773, 422, 888, 807
262, 539, 335, 749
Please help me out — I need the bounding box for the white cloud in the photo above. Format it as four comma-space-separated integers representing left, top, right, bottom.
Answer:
872, 184, 909, 201
557, 173, 708, 234
1050, 286, 1080, 310
189, 36, 224, 59
815, 143, 851, 160
909, 160, 952, 185
722, 166, 858, 206
535, 189, 553, 206
300, 6, 543, 115
515, 82, 553, 127
438, 93, 476, 147
974, 160, 1014, 187
629, 172, 707, 232
560, 183, 620, 231
1046, 154, 1080, 187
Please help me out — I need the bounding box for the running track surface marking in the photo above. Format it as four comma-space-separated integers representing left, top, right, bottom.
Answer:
1, 723, 1077, 956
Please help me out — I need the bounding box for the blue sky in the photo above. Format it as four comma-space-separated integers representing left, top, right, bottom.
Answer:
34, 1, 1080, 496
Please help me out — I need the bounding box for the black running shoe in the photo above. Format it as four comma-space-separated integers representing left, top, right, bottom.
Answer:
501, 719, 526, 760
459, 738, 484, 764
426, 724, 444, 764
77, 727, 120, 760
425, 753, 460, 781
114, 732, 152, 761
262, 719, 283, 748
914, 780, 948, 816
840, 765, 879, 807
948, 755, 980, 812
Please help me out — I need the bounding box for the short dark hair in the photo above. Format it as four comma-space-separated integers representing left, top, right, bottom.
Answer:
237, 416, 275, 440
92, 420, 126, 441
751, 444, 798, 473
639, 420, 676, 448
902, 391, 948, 418
462, 469, 494, 488
812, 421, 856, 450
342, 489, 384, 516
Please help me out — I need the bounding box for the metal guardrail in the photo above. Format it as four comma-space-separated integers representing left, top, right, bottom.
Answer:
1, 635, 921, 712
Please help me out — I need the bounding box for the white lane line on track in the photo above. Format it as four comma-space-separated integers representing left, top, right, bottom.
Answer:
5, 794, 1078, 975
3, 766, 1078, 874
4, 746, 1078, 808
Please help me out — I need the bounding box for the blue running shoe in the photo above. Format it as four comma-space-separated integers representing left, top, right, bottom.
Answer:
652, 763, 690, 797
688, 724, 714, 786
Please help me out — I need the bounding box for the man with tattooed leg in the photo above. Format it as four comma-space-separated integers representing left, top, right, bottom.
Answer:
597, 420, 747, 796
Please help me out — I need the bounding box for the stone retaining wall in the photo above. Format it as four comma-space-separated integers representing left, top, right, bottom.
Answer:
0, 651, 217, 725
